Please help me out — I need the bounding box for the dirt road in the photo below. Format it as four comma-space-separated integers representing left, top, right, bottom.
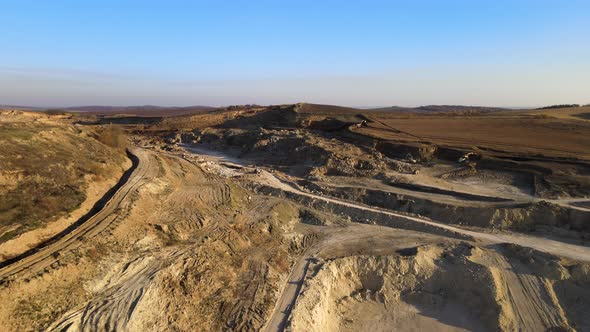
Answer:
0, 148, 156, 283
264, 253, 312, 332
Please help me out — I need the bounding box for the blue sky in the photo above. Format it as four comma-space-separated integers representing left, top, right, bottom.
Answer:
1, 0, 589, 107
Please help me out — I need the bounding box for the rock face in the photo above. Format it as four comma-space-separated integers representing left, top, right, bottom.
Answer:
376, 142, 438, 161
294, 183, 590, 232
163, 132, 181, 144
191, 127, 389, 177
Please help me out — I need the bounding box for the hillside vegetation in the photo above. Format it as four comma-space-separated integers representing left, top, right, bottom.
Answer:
0, 111, 127, 243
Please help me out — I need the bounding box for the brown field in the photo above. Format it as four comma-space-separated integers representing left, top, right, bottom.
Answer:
360, 110, 590, 159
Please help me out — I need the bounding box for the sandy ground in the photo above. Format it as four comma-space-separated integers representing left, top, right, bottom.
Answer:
287, 242, 583, 332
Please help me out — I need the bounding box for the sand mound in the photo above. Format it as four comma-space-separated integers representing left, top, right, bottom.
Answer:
289, 243, 585, 331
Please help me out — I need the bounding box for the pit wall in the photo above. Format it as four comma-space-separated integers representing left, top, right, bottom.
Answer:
250, 184, 473, 241
291, 182, 590, 233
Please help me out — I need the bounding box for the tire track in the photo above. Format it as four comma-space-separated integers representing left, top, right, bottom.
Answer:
476, 251, 569, 331
48, 249, 186, 332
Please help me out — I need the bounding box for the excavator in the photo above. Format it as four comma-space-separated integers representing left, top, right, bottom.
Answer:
458, 152, 481, 168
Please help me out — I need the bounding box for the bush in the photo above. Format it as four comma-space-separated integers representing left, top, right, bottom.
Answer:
44, 109, 69, 116
97, 125, 127, 149
530, 114, 555, 119
536, 104, 580, 110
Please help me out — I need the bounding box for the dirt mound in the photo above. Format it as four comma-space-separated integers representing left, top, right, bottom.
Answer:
190, 127, 388, 177
220, 105, 299, 129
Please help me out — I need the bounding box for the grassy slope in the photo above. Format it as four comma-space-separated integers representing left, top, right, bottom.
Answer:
0, 117, 127, 242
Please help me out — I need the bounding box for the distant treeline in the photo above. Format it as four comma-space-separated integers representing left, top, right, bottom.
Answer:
44, 109, 70, 115
224, 104, 261, 110
536, 104, 580, 110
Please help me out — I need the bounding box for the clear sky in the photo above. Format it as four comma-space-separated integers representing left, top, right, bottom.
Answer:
1, 0, 589, 107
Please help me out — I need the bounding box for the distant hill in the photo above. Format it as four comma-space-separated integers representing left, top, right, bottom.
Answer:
295, 103, 363, 114
61, 105, 215, 117
296, 103, 510, 115
370, 105, 508, 113
1, 102, 512, 117
0, 104, 216, 117
0, 105, 44, 111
